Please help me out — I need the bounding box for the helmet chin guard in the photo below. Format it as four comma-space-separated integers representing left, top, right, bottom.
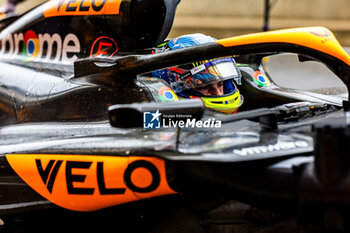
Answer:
188, 80, 244, 114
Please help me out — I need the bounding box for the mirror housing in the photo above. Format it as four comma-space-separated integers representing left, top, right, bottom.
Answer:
108, 99, 205, 128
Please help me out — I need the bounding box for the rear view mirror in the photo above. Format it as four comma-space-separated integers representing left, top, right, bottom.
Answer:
108, 99, 204, 128
262, 53, 348, 97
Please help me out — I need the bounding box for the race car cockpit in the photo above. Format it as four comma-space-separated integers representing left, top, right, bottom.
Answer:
1, 1, 350, 232
133, 28, 348, 121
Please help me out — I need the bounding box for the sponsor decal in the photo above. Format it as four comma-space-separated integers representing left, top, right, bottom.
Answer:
23, 30, 40, 61
310, 28, 334, 43
143, 109, 221, 129
0, 31, 80, 62
90, 36, 118, 58
44, 0, 122, 18
233, 140, 309, 156
158, 86, 178, 102
6, 154, 176, 211
252, 71, 270, 87
310, 28, 332, 38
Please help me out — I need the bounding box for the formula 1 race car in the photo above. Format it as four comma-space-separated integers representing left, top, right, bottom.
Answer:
0, 0, 350, 232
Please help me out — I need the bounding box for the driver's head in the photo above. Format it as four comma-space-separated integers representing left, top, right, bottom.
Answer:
194, 81, 224, 96
153, 33, 243, 114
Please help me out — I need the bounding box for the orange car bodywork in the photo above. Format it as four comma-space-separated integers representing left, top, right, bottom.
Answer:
217, 27, 350, 67
44, 0, 122, 18
6, 154, 176, 211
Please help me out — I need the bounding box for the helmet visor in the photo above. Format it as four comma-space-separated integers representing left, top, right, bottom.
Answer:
171, 57, 241, 93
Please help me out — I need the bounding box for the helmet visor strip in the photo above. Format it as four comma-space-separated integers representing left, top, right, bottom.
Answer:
171, 57, 242, 93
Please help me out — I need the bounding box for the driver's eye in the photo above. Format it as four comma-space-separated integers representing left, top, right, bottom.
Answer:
196, 86, 208, 91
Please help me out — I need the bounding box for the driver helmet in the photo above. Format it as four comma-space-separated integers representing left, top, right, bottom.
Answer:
152, 33, 243, 114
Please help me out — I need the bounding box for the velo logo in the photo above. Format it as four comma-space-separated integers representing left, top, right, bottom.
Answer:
5, 154, 177, 212
44, 0, 122, 18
